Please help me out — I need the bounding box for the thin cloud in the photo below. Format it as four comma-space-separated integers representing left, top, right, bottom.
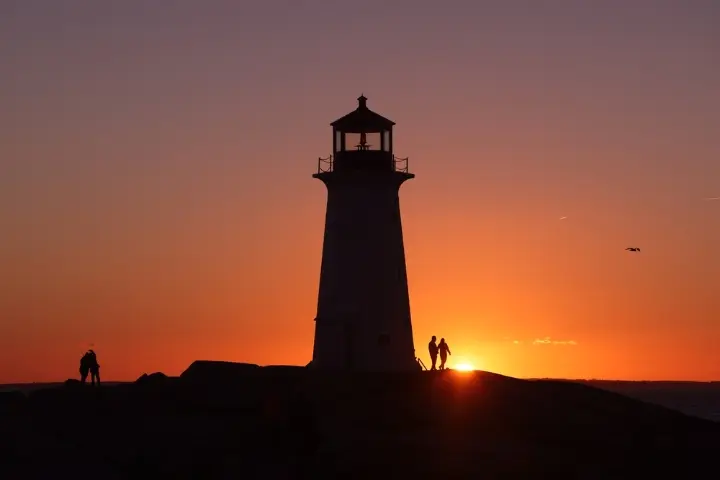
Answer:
705, 197, 719, 201
559, 216, 568, 220
532, 336, 577, 346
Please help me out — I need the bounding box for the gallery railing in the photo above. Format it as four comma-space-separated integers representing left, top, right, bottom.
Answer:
317, 155, 334, 174
315, 154, 410, 174
393, 155, 409, 173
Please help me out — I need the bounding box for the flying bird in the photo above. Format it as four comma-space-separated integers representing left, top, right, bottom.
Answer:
625, 247, 640, 252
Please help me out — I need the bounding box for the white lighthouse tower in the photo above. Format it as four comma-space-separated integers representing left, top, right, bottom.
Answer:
310, 95, 418, 372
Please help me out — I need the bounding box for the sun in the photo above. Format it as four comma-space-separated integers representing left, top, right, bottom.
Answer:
453, 363, 474, 372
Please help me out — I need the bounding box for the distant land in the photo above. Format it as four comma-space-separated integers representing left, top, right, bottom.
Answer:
538, 379, 720, 423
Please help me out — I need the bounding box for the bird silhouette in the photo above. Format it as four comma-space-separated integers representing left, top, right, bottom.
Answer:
625, 247, 640, 252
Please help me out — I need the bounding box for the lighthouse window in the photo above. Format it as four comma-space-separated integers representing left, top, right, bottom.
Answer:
344, 132, 381, 151
335, 130, 342, 152
382, 130, 390, 152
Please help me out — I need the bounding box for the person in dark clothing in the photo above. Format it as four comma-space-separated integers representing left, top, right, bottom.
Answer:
438, 338, 451, 370
87, 349, 101, 386
428, 336, 438, 371
79, 352, 91, 383
79, 350, 101, 386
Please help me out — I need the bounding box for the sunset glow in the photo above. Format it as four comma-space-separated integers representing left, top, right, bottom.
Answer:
453, 363, 475, 372
1, 2, 719, 383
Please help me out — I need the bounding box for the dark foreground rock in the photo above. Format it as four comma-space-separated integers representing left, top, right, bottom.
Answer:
1, 365, 718, 479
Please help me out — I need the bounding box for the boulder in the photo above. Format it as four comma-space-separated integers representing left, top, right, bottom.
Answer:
179, 360, 260, 384
135, 372, 169, 386
64, 378, 82, 388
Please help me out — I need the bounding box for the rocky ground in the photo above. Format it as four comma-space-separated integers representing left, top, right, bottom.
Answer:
1, 362, 718, 479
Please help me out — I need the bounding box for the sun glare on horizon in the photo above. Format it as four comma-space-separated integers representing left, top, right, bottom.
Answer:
453, 363, 475, 372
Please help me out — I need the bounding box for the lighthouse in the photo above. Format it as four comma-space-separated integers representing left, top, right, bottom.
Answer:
310, 95, 418, 372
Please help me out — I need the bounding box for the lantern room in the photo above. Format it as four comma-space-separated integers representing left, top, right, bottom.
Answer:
328, 95, 397, 173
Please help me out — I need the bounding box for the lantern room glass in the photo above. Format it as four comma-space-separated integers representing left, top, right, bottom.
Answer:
343, 132, 381, 151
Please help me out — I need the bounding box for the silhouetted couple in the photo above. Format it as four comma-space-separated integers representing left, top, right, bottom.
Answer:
428, 336, 451, 371
80, 349, 101, 386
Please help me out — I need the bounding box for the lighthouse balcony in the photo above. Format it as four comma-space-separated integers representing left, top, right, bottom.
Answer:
316, 153, 410, 175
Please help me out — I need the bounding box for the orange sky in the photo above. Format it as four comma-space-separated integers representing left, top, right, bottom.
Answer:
1, 1, 719, 383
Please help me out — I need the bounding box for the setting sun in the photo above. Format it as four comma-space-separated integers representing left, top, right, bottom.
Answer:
453, 363, 475, 372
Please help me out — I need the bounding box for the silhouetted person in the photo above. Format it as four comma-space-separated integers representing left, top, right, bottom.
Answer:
87, 349, 101, 386
428, 336, 438, 370
438, 338, 451, 370
79, 352, 91, 383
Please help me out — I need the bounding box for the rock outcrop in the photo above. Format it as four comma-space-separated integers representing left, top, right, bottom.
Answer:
1, 365, 718, 478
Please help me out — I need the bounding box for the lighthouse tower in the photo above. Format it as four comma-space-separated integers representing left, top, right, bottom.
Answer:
311, 95, 417, 372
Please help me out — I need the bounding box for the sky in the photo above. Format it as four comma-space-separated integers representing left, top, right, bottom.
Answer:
1, 0, 719, 383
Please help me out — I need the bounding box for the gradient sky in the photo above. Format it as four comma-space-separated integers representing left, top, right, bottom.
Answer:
1, 0, 719, 383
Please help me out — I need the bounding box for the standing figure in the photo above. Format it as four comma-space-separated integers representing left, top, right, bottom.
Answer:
87, 349, 101, 386
428, 336, 438, 371
79, 352, 91, 383
438, 338, 451, 370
